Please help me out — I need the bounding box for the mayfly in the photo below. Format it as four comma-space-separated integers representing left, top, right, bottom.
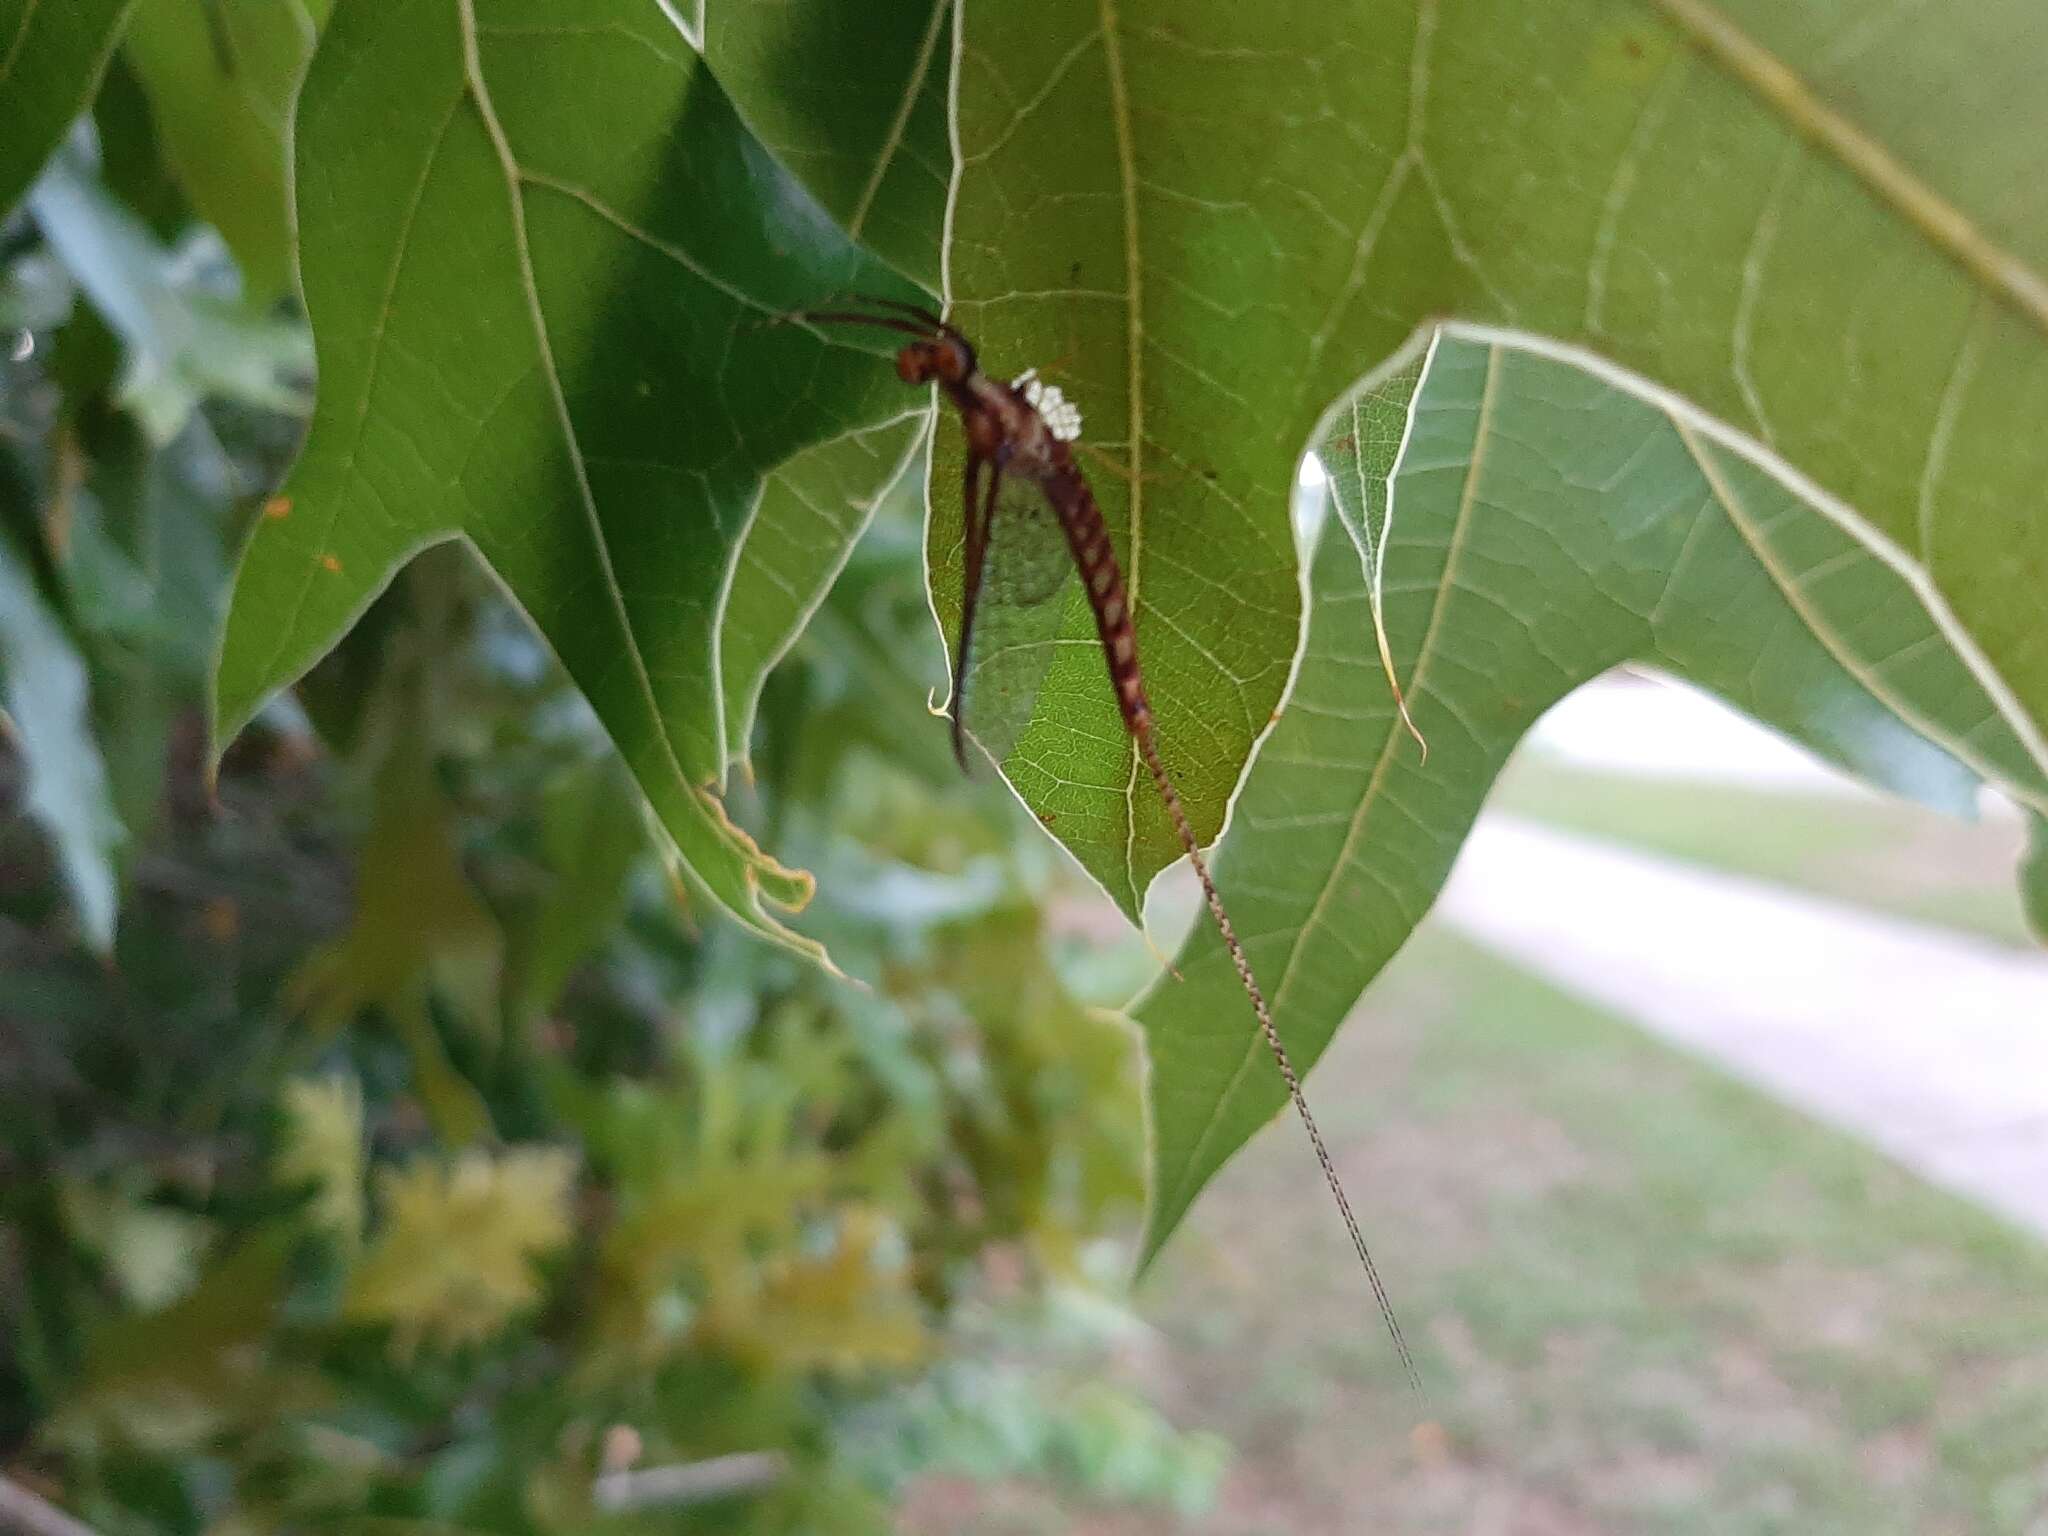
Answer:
795, 297, 1418, 1388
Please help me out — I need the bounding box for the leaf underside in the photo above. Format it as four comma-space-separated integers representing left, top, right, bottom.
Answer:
1139, 334, 2048, 1263
911, 0, 2048, 931
213, 0, 928, 960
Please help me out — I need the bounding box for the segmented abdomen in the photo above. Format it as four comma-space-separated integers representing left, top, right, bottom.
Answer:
1047, 461, 1150, 736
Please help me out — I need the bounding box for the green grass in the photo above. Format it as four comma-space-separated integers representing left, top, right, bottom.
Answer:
1490, 753, 2038, 948
1135, 931, 2048, 1534
905, 754, 2045, 1532
909, 926, 2048, 1534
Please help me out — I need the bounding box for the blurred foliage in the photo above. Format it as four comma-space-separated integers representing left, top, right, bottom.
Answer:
0, 37, 1213, 1536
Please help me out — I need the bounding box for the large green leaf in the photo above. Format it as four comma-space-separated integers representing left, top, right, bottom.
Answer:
212, 0, 929, 963
120, 0, 330, 303
931, 1, 2048, 925
1137, 333, 2048, 1260
0, 0, 136, 214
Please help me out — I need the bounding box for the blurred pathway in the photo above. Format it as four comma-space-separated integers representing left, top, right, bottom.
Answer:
1522, 671, 1874, 795
1438, 815, 2048, 1240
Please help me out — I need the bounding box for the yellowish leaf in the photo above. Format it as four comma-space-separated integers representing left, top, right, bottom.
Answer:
275, 1073, 366, 1250
346, 1149, 575, 1355
731, 1207, 927, 1374
58, 1180, 212, 1310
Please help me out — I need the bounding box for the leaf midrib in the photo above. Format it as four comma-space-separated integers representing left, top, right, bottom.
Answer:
0, 0, 43, 83
453, 0, 703, 816
1650, 0, 2048, 340
1098, 0, 1151, 912
847, 0, 951, 240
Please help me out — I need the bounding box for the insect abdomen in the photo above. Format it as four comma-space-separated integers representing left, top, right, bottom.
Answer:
1050, 465, 1151, 734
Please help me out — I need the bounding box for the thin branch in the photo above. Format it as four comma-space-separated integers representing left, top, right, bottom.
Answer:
591, 1451, 788, 1512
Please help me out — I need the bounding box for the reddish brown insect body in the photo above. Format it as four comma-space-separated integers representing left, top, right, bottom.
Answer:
796, 298, 1418, 1391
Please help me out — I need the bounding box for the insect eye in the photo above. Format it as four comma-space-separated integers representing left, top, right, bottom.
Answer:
929, 338, 971, 384
895, 345, 932, 384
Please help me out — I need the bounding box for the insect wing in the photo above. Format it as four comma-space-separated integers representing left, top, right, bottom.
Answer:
953, 473, 1076, 774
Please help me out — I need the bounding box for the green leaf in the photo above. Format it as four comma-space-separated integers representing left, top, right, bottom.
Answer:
0, 520, 123, 950
57, 1178, 211, 1310
120, 0, 326, 303
935, 2, 2048, 924
289, 721, 500, 1143
0, 0, 136, 214
52, 1234, 302, 1456
50, 412, 235, 855
2024, 813, 2048, 946
276, 1073, 367, 1251
90, 54, 184, 236
703, 0, 952, 291
64, 412, 232, 682
213, 0, 928, 965
26, 151, 313, 439
1137, 333, 2048, 1262
719, 411, 928, 776
505, 753, 647, 1025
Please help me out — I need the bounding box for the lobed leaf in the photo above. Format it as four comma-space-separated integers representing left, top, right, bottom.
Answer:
1138, 333, 2048, 1261
212, 0, 929, 963
346, 1147, 576, 1356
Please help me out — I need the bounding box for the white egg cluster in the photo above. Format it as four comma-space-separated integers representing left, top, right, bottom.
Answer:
1012, 368, 1083, 442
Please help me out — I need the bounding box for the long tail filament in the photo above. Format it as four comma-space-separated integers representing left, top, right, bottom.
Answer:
1134, 722, 1421, 1394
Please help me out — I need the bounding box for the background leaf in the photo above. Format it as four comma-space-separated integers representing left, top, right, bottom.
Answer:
1137, 332, 2048, 1259
51, 1236, 302, 1457
0, 522, 122, 950
288, 716, 501, 1144
26, 150, 312, 440
345, 1148, 575, 1355
502, 753, 648, 1029
119, 0, 329, 303
0, 0, 137, 213
212, 0, 931, 963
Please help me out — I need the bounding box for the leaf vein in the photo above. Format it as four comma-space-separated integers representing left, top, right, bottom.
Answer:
1164, 342, 1499, 1222
849, 0, 953, 236
1652, 0, 2048, 338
